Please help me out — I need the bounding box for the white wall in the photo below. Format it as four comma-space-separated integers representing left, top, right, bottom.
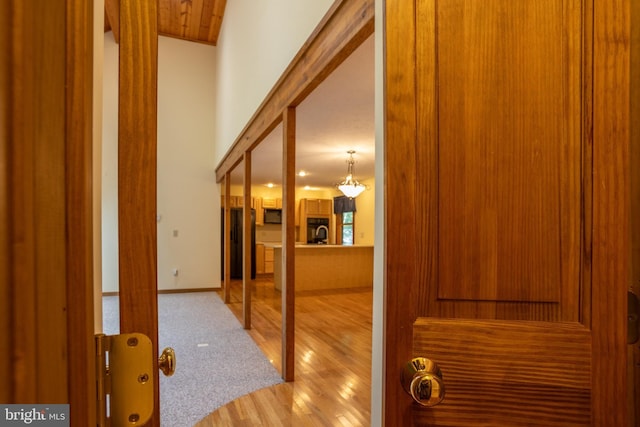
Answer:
156, 36, 218, 290
102, 34, 218, 292
102, 32, 118, 293
213, 0, 334, 162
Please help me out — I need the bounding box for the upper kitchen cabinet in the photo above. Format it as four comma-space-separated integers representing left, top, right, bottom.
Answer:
262, 198, 282, 209
253, 197, 264, 226
300, 198, 332, 217
220, 195, 244, 208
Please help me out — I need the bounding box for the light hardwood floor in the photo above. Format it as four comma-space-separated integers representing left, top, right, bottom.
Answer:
195, 277, 373, 426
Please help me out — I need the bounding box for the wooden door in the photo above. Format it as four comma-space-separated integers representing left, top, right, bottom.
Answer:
2, 0, 96, 424
384, 0, 630, 425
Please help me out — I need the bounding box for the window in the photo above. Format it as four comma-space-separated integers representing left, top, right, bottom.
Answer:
342, 211, 354, 245
334, 195, 356, 245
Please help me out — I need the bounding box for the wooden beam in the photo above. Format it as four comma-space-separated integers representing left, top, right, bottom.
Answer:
215, 0, 374, 182
118, 0, 159, 425
243, 151, 252, 329
281, 107, 296, 382
223, 173, 231, 304
104, 0, 120, 43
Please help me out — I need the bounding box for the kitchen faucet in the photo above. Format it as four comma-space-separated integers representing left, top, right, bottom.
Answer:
315, 225, 329, 243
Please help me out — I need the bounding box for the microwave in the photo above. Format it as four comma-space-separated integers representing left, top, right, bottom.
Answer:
264, 208, 282, 224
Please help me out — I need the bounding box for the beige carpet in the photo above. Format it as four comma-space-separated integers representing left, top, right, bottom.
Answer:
102, 292, 283, 426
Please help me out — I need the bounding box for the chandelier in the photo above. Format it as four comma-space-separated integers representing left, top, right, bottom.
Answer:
337, 150, 366, 198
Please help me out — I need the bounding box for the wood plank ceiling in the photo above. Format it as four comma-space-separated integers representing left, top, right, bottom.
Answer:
104, 0, 226, 45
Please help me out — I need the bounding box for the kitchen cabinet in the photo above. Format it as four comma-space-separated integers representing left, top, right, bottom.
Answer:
253, 197, 264, 226
264, 247, 274, 274
273, 245, 373, 291
298, 198, 332, 243
255, 243, 274, 274
220, 195, 244, 208
255, 243, 265, 274
301, 198, 332, 216
262, 198, 282, 209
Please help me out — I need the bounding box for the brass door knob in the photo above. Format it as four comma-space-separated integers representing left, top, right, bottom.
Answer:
401, 357, 445, 407
158, 347, 176, 377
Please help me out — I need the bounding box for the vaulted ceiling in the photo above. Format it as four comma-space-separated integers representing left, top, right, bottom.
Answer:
104, 0, 227, 45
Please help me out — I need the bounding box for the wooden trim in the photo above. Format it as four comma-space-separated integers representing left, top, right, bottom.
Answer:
243, 151, 252, 329
383, 0, 418, 424
282, 107, 296, 381
214, 0, 374, 182
591, 0, 630, 425
118, 0, 159, 425
66, 0, 96, 423
223, 174, 231, 304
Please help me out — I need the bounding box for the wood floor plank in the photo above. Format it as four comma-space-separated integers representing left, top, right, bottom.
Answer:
195, 277, 372, 426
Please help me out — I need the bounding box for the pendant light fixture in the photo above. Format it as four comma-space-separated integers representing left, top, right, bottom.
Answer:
337, 150, 366, 198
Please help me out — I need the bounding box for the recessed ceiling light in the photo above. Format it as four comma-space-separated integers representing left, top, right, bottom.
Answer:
266, 183, 275, 188
298, 170, 307, 177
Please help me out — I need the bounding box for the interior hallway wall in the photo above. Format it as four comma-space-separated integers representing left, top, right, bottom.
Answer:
102, 33, 218, 292
213, 0, 334, 163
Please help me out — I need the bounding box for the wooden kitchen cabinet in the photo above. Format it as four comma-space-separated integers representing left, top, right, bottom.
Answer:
253, 197, 264, 226
303, 199, 320, 215
255, 243, 265, 274
301, 198, 332, 216
220, 195, 243, 208
298, 198, 333, 243
264, 247, 274, 274
262, 198, 282, 209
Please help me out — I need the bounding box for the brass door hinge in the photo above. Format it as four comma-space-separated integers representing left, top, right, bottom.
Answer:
96, 333, 154, 427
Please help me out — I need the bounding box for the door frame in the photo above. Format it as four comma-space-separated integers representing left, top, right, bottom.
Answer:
382, 0, 631, 425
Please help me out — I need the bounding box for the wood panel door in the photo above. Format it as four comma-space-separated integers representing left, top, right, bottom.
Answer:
384, 0, 630, 425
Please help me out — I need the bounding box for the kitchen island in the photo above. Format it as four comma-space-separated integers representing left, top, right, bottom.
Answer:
273, 244, 373, 292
